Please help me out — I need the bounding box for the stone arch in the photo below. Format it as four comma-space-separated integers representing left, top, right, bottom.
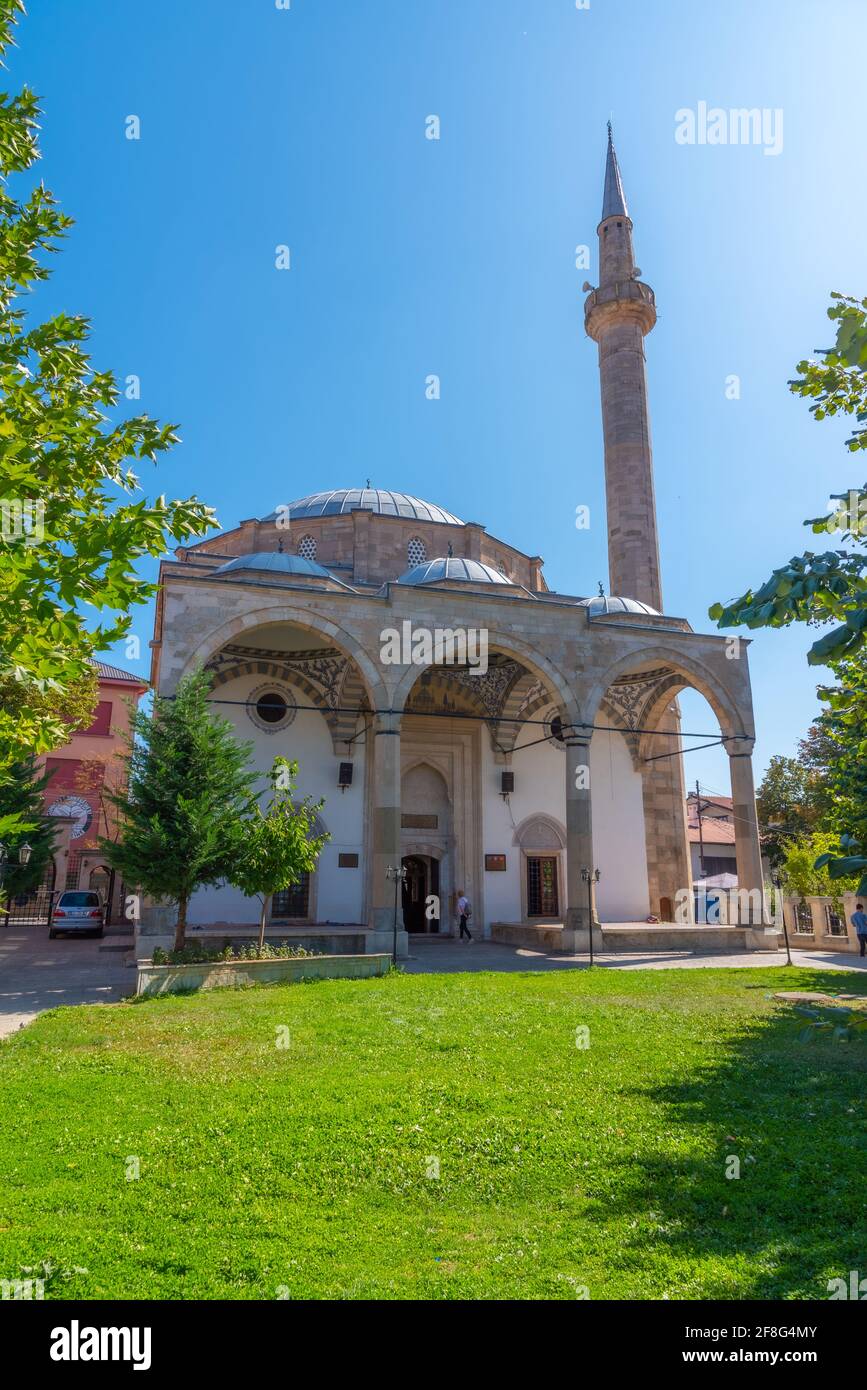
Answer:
584, 645, 749, 744
205, 654, 369, 756
402, 841, 446, 860
492, 672, 559, 758
635, 675, 750, 763
512, 812, 567, 850
390, 628, 583, 729
401, 753, 452, 786
168, 603, 389, 714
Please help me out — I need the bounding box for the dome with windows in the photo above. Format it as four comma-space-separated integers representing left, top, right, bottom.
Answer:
578, 594, 659, 616
212, 551, 330, 579
397, 557, 513, 586
262, 489, 463, 526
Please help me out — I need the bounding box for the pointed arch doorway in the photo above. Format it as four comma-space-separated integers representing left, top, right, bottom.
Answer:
401, 854, 441, 933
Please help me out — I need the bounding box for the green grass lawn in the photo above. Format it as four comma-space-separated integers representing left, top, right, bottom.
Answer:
1, 966, 866, 1300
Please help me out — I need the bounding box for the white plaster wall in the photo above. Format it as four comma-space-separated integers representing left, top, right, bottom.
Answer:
187, 673, 366, 925
689, 842, 737, 880
590, 729, 649, 921
480, 729, 567, 929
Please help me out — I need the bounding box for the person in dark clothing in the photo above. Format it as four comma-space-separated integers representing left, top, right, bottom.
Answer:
851, 903, 867, 958
456, 889, 472, 941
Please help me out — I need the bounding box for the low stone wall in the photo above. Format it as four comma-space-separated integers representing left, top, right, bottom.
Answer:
780, 894, 860, 953
491, 922, 568, 950
491, 921, 775, 953
135, 921, 377, 958
602, 925, 752, 952
136, 952, 391, 997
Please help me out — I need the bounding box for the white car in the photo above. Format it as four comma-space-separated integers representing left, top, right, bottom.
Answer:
49, 890, 105, 939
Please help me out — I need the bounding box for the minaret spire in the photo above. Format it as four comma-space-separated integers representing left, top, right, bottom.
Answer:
601, 122, 628, 221
584, 126, 662, 611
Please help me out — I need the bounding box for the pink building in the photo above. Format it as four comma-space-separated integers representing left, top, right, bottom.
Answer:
40, 661, 147, 919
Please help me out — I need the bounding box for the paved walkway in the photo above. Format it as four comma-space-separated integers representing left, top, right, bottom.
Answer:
1, 927, 864, 1039
402, 937, 867, 975
0, 927, 135, 1038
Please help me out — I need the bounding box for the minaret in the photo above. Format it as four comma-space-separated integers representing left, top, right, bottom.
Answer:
584, 125, 662, 611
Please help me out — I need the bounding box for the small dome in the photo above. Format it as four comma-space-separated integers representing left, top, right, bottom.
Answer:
262, 489, 463, 527
212, 551, 330, 579
397, 557, 513, 586
578, 594, 659, 616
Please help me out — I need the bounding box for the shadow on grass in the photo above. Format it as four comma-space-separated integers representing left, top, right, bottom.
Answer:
595, 970, 867, 1299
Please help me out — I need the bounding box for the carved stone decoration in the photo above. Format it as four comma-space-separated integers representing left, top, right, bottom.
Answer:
207, 642, 348, 707
604, 667, 672, 732
206, 641, 370, 754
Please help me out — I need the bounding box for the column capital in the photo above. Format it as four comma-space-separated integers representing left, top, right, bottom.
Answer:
373, 711, 402, 737
724, 735, 755, 757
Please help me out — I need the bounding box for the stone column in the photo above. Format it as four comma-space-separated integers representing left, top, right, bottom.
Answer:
641, 705, 692, 920
728, 743, 774, 948
367, 710, 408, 957
562, 729, 602, 953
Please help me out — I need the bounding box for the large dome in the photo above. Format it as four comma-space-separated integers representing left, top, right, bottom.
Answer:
262, 489, 463, 526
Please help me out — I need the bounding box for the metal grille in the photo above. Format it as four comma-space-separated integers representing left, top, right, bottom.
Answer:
297, 535, 317, 561
795, 900, 813, 933
825, 904, 846, 937
65, 853, 82, 890
272, 873, 310, 919
527, 856, 558, 917
407, 536, 426, 567
3, 887, 57, 928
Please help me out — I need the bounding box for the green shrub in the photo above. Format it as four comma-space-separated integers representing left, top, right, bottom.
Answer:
150, 941, 321, 966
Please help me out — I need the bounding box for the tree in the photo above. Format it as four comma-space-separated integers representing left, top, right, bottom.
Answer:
797, 718, 841, 828
814, 654, 867, 845
0, 0, 216, 771
710, 293, 867, 666
0, 755, 56, 898
104, 670, 258, 951
778, 831, 858, 904
231, 758, 330, 952
756, 754, 821, 867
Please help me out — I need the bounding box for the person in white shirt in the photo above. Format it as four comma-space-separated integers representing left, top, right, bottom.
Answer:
456, 890, 472, 941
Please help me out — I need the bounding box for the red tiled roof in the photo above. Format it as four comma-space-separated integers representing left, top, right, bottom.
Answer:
686, 794, 736, 846
91, 660, 148, 686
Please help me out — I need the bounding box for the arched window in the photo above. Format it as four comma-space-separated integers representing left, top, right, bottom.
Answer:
407, 536, 426, 567
298, 535, 317, 561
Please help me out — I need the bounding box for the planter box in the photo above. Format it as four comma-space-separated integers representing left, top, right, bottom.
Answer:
136, 952, 391, 998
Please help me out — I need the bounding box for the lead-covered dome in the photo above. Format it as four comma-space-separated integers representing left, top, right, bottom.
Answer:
262, 490, 463, 526
578, 594, 659, 616
212, 552, 330, 579
397, 557, 512, 586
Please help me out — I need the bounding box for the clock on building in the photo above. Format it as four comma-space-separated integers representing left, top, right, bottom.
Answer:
47, 796, 93, 841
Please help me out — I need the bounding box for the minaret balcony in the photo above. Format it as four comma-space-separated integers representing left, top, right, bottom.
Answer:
584, 279, 657, 340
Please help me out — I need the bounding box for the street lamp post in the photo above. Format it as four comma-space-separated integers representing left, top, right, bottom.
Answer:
773, 870, 792, 967
0, 842, 33, 928
385, 864, 406, 966
580, 866, 601, 966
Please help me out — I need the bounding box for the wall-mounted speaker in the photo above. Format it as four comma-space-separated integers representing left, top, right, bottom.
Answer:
338, 762, 353, 790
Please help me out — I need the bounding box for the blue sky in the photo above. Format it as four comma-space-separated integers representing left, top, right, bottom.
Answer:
13, 0, 867, 793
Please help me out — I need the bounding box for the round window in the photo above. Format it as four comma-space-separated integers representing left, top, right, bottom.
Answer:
247, 684, 297, 733
257, 692, 287, 724
548, 714, 566, 745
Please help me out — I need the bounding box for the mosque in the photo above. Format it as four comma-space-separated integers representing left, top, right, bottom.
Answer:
148, 130, 770, 956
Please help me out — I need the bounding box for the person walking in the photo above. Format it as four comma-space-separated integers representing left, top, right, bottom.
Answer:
456, 889, 472, 941
851, 902, 867, 958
